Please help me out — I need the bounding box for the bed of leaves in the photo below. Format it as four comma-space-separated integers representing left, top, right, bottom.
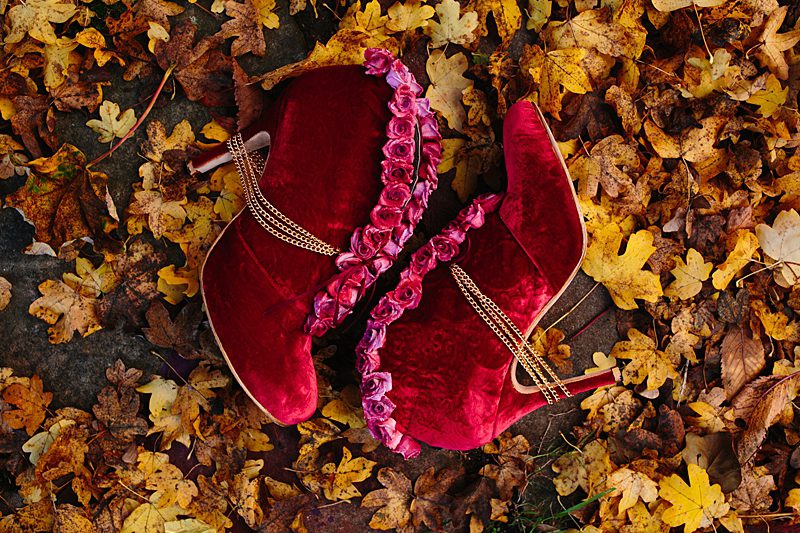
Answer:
1, 0, 800, 530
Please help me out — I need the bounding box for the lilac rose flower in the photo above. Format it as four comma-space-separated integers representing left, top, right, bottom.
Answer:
356, 349, 380, 374
381, 158, 414, 184
369, 254, 393, 274
394, 435, 421, 458
367, 417, 403, 449
363, 396, 396, 422
364, 48, 393, 75
383, 138, 415, 162
392, 221, 414, 246
386, 60, 423, 95
371, 203, 403, 230
361, 371, 392, 399
361, 321, 386, 353
419, 113, 441, 141
387, 115, 416, 140
328, 266, 372, 308
422, 141, 442, 163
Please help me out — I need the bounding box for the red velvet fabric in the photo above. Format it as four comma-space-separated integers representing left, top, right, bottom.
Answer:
379, 101, 616, 450
201, 66, 393, 424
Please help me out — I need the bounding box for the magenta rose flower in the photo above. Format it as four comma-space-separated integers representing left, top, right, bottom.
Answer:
387, 115, 416, 139
393, 277, 422, 309
361, 371, 392, 399
422, 141, 442, 163
383, 138, 415, 162
335, 251, 363, 270
386, 60, 423, 95
350, 226, 389, 260
369, 254, 393, 274
394, 435, 421, 458
363, 396, 396, 422
381, 159, 414, 184
392, 222, 414, 246
420, 161, 439, 186
431, 234, 459, 262
304, 315, 330, 336
361, 321, 386, 353
356, 349, 380, 374
410, 243, 437, 275
388, 86, 418, 118
371, 296, 404, 323
328, 266, 372, 308
371, 204, 403, 230
364, 48, 393, 75
458, 202, 486, 229
379, 182, 411, 209
367, 417, 403, 449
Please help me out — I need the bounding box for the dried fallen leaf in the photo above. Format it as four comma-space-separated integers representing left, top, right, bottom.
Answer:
755, 209, 800, 288
361, 468, 414, 532
86, 101, 136, 144
754, 7, 800, 80
426, 50, 473, 133
664, 248, 713, 300
612, 328, 679, 391
424, 0, 478, 48
0, 277, 11, 311
2, 376, 53, 436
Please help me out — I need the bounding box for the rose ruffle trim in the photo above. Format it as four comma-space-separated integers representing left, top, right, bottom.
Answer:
355, 193, 504, 459
304, 49, 442, 337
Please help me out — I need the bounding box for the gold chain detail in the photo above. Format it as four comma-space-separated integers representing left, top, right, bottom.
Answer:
226, 133, 340, 257
450, 263, 572, 404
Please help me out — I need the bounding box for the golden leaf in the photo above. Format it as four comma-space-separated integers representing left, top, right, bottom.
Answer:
4, 0, 77, 45
29, 279, 102, 344
664, 248, 713, 300
307, 447, 377, 501
754, 6, 800, 80
607, 467, 658, 514
535, 47, 593, 119
425, 50, 473, 132
612, 328, 679, 391
552, 440, 611, 497
86, 101, 136, 144
386, 0, 434, 33
544, 8, 646, 59
569, 134, 637, 198
651, 0, 726, 11
121, 503, 165, 533
526, 0, 551, 32
582, 225, 663, 310
711, 230, 759, 290
746, 74, 788, 117
467, 0, 522, 47
644, 116, 726, 163
1, 375, 51, 435
424, 0, 478, 48
659, 464, 729, 533
361, 468, 413, 531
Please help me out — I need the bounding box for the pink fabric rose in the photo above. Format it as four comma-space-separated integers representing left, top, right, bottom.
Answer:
363, 396, 396, 422
458, 203, 486, 229
419, 113, 440, 141
431, 234, 459, 261
388, 86, 418, 117
357, 350, 380, 374
387, 115, 416, 139
422, 141, 442, 163
386, 60, 423, 95
364, 48, 393, 75
350, 226, 389, 260
393, 277, 422, 309
371, 204, 403, 230
410, 243, 437, 275
361, 371, 392, 399
420, 161, 439, 187
371, 296, 404, 323
329, 266, 371, 308
367, 417, 403, 449
383, 138, 415, 162
381, 158, 414, 184
361, 321, 386, 353
393, 435, 421, 458
335, 251, 363, 270
379, 182, 411, 208
369, 254, 393, 274
392, 221, 414, 247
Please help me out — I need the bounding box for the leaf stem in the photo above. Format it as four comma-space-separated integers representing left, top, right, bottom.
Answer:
88, 64, 176, 169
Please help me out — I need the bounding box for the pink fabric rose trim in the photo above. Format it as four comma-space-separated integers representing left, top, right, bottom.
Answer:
305, 48, 442, 336
355, 194, 503, 459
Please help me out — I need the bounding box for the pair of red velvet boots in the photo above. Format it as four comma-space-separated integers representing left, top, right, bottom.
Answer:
191, 49, 618, 458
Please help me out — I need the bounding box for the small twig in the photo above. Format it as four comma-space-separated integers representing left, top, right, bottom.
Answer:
88, 64, 176, 168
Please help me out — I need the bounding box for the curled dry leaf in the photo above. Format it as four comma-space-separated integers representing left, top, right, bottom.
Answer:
721, 325, 765, 400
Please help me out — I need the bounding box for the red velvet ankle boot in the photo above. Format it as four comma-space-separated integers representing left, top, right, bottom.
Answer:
354, 101, 619, 458
194, 50, 441, 425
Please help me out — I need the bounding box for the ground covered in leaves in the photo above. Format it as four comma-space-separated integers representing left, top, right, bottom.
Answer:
1, 0, 800, 531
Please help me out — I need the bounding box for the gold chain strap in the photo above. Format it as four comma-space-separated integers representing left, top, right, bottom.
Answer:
226, 133, 340, 257
450, 263, 572, 404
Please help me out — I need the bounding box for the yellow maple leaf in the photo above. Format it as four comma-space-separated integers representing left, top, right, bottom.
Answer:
552, 440, 611, 497
659, 464, 729, 533
747, 74, 787, 118
63, 257, 118, 298
752, 300, 799, 341
127, 190, 187, 239
75, 28, 123, 67
754, 6, 800, 80
209, 163, 244, 221
468, 0, 522, 47
386, 0, 434, 33
664, 248, 713, 300
137, 450, 198, 508
29, 279, 102, 344
43, 38, 80, 91
651, 0, 726, 11
361, 468, 413, 531
424, 0, 478, 48
253, 0, 279, 29
535, 47, 593, 120
544, 8, 646, 59
121, 503, 165, 533
147, 22, 170, 54
526, 0, 551, 32
582, 225, 663, 310
86, 101, 137, 144
305, 447, 377, 501
342, 0, 389, 38
644, 116, 726, 163
425, 50, 473, 132
607, 467, 658, 514
4, 0, 77, 45
612, 328, 679, 391
711, 230, 759, 290
569, 134, 637, 198
755, 209, 800, 288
